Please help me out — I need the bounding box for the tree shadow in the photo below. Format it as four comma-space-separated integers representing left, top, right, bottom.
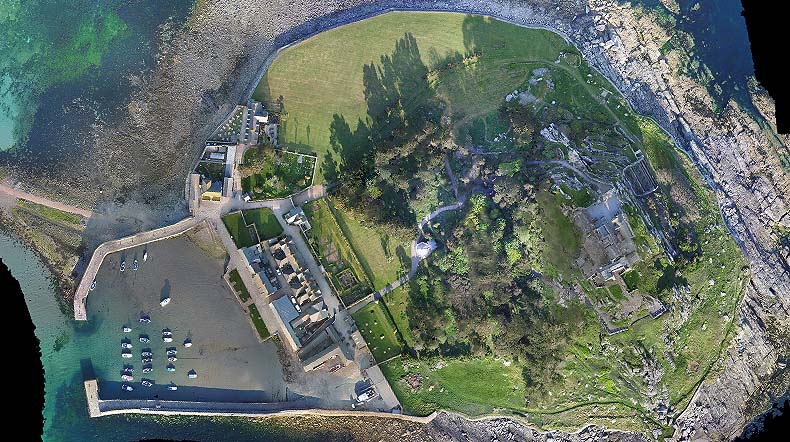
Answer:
329, 32, 444, 229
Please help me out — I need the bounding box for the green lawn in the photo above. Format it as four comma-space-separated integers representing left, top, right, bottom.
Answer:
381, 357, 527, 417
303, 199, 372, 305
352, 301, 403, 362
18, 199, 85, 227
254, 11, 570, 183
222, 212, 256, 248
228, 269, 250, 303
242, 207, 283, 240
240, 147, 315, 199
327, 201, 408, 291
382, 285, 416, 349
248, 304, 270, 340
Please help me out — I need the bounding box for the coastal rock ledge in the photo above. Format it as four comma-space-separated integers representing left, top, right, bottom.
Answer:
72, 0, 790, 440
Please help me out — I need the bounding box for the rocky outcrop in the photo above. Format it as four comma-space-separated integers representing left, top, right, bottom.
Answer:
17, 0, 788, 439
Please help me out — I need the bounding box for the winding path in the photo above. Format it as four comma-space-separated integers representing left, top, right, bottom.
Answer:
0, 181, 95, 218
349, 156, 466, 313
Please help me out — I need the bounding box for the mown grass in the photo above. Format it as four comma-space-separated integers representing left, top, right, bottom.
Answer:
352, 301, 403, 362
248, 304, 270, 340
382, 285, 416, 349
255, 12, 570, 183
327, 201, 408, 291
228, 269, 250, 303
303, 199, 372, 304
222, 212, 256, 248
242, 207, 283, 240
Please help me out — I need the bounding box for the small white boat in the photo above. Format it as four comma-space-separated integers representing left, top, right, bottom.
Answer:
167, 364, 176, 372
121, 351, 133, 359
122, 384, 134, 392
160, 297, 171, 307
132, 259, 139, 271
168, 356, 178, 362
121, 342, 133, 349
139, 315, 151, 324
187, 370, 197, 379
142, 367, 153, 374
120, 260, 125, 272
121, 374, 133, 382
167, 383, 177, 391
183, 339, 192, 348
163, 336, 173, 343
139, 335, 150, 343
90, 279, 96, 291
122, 326, 132, 333
141, 379, 153, 387
143, 250, 148, 262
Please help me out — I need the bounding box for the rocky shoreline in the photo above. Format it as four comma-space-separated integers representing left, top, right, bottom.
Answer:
5, 0, 789, 440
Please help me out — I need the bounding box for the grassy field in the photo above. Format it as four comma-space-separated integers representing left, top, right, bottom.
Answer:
248, 304, 270, 340
242, 207, 283, 240
228, 269, 250, 303
382, 285, 416, 349
352, 301, 403, 362
17, 199, 85, 228
303, 199, 372, 305
254, 12, 570, 183
240, 147, 315, 199
381, 357, 527, 416
327, 201, 408, 291
222, 212, 256, 248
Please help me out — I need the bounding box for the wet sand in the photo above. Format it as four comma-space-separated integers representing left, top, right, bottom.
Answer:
85, 233, 287, 402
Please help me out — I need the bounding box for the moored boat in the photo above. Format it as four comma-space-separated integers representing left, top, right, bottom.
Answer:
121, 374, 133, 382
121, 342, 133, 349
142, 366, 153, 374
139, 335, 150, 343
141, 379, 153, 387
141, 350, 152, 357
90, 279, 96, 291
121, 351, 133, 359
132, 259, 139, 271
187, 369, 197, 379
168, 356, 178, 362
160, 297, 171, 307
139, 315, 151, 324
163, 336, 173, 342
120, 260, 125, 272
167, 383, 177, 391
167, 364, 176, 372
122, 326, 132, 333
143, 250, 148, 262
183, 338, 192, 348
122, 365, 134, 374
122, 384, 134, 392
166, 349, 177, 356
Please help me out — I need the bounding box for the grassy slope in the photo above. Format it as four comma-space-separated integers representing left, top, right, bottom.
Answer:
352, 301, 403, 362
255, 12, 568, 183
327, 201, 409, 291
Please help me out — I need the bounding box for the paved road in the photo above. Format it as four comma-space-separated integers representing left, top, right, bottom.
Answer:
0, 181, 95, 218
